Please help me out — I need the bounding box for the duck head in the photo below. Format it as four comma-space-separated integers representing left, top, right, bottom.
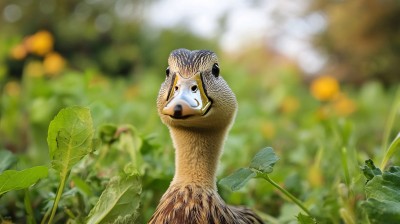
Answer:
157, 49, 237, 130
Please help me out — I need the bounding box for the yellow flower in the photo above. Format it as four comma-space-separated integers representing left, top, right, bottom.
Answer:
334, 93, 356, 116
43, 52, 66, 76
24, 61, 44, 78
280, 96, 300, 114
1, 220, 13, 224
10, 44, 27, 60
310, 75, 340, 101
26, 30, 54, 56
260, 121, 276, 140
4, 81, 21, 97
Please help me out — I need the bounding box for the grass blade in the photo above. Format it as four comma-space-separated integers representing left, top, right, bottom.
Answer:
380, 88, 400, 170
380, 133, 400, 170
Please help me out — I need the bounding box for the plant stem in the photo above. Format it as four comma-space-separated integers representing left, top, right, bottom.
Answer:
40, 208, 50, 224
341, 147, 351, 187
47, 176, 67, 224
260, 173, 313, 217
24, 189, 36, 224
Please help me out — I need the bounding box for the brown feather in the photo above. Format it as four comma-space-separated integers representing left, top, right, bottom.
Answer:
152, 49, 265, 224
148, 184, 263, 224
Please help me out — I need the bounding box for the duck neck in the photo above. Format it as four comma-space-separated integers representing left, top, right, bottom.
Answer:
169, 126, 227, 189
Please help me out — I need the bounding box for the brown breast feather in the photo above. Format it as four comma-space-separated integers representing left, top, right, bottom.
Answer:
148, 184, 264, 224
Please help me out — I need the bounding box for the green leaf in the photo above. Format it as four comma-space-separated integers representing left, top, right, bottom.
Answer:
361, 164, 400, 223
219, 168, 256, 191
99, 123, 118, 144
362, 159, 382, 182
71, 176, 93, 197
47, 106, 96, 224
297, 212, 316, 224
249, 147, 279, 173
86, 174, 142, 224
0, 166, 48, 195
47, 106, 95, 177
118, 125, 143, 174
0, 149, 17, 172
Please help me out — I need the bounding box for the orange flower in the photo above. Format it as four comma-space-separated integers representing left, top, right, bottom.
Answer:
10, 44, 27, 60
280, 96, 300, 114
4, 81, 21, 97
24, 61, 44, 78
43, 52, 66, 76
260, 121, 276, 139
334, 93, 356, 116
26, 30, 54, 56
310, 75, 340, 101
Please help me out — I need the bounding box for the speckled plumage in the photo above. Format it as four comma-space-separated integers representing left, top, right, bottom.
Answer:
168, 49, 218, 78
150, 49, 264, 224
149, 184, 263, 224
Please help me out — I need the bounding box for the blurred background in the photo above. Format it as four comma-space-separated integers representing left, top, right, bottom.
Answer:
1, 0, 400, 223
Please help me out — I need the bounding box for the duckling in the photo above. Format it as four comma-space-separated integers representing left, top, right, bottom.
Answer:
149, 49, 264, 224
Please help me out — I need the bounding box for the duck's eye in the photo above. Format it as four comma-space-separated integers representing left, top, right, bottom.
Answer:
212, 63, 219, 77
166, 67, 170, 77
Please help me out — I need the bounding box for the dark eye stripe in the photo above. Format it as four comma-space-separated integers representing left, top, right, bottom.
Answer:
200, 72, 208, 97
166, 73, 176, 100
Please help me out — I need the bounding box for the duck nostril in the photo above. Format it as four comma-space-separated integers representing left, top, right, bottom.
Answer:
191, 85, 198, 92
173, 104, 183, 117
175, 86, 179, 91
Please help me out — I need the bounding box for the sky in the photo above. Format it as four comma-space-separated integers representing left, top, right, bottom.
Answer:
144, 0, 328, 74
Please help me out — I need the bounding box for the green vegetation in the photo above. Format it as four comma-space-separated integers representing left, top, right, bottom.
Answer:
1, 63, 399, 223
1, 1, 400, 223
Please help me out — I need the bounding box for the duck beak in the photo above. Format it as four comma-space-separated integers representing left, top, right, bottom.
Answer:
162, 72, 212, 118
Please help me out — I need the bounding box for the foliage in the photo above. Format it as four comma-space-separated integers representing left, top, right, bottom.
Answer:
86, 174, 141, 224
0, 58, 400, 223
361, 160, 400, 223
0, 2, 400, 222
220, 147, 313, 219
311, 0, 400, 84
0, 166, 48, 195
46, 106, 98, 223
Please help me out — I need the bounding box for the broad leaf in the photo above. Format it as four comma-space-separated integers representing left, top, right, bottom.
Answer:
219, 168, 256, 191
47, 106, 95, 177
118, 125, 143, 175
86, 174, 142, 224
249, 147, 279, 173
0, 149, 17, 172
220, 147, 280, 191
361, 160, 400, 223
0, 166, 48, 195
361, 159, 382, 182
